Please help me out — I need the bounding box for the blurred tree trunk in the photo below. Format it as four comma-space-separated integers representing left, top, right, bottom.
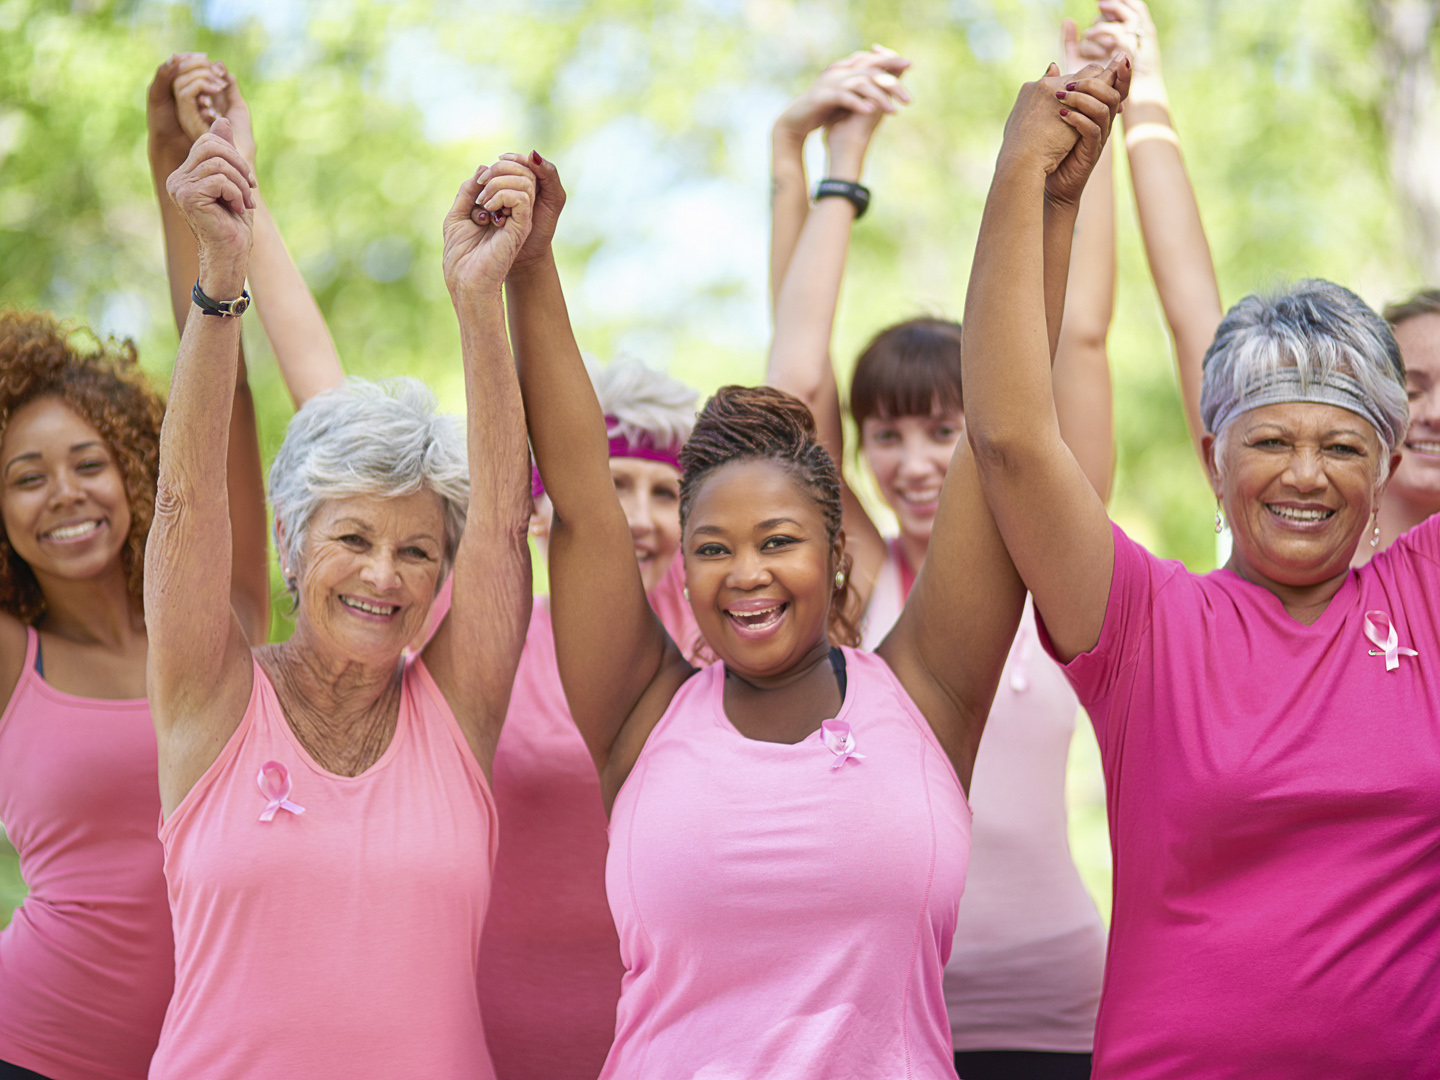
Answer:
1372, 0, 1440, 284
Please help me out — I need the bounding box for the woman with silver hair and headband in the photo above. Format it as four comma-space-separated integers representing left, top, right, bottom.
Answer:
144, 121, 535, 1077
479, 353, 700, 1080
963, 64, 1440, 1078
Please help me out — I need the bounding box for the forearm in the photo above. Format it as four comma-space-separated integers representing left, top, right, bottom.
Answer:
225, 352, 271, 642
770, 127, 810, 311
965, 160, 1060, 458
149, 143, 200, 335
248, 195, 345, 406
1054, 140, 1117, 500
1124, 82, 1222, 454
506, 255, 618, 516
1041, 192, 1081, 362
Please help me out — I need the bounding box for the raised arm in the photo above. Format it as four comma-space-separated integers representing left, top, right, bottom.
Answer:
420, 161, 535, 776
503, 155, 689, 799
145, 120, 260, 815
877, 61, 1125, 785
167, 60, 346, 407
963, 60, 1130, 669
1084, 0, 1221, 460
147, 57, 269, 644
767, 54, 910, 608
1053, 19, 1118, 501
769, 47, 911, 309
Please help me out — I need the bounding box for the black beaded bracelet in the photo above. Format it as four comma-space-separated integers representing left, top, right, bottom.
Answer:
192, 281, 251, 317
814, 178, 871, 219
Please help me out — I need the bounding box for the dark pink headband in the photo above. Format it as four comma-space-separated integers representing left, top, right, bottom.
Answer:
532, 417, 683, 499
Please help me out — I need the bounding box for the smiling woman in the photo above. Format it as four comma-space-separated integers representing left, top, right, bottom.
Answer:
0, 309, 268, 1080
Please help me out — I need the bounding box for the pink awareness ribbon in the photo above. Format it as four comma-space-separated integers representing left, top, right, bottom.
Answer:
257, 761, 306, 822
820, 719, 866, 770
1363, 610, 1418, 672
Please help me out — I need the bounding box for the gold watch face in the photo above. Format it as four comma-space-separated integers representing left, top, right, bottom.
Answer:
228, 294, 250, 316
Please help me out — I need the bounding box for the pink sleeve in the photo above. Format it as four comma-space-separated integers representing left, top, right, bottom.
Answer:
1033, 523, 1177, 744
648, 556, 705, 663
1395, 509, 1440, 567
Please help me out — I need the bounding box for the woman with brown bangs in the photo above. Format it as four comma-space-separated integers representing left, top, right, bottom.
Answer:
0, 309, 267, 1080
766, 34, 1117, 1080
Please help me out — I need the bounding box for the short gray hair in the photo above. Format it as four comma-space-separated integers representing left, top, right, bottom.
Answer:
586, 355, 696, 455
1200, 280, 1409, 454
269, 377, 468, 596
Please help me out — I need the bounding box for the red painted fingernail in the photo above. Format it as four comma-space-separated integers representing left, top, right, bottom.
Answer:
531, 150, 542, 165
1056, 91, 1066, 99
1066, 82, 1077, 90
1125, 56, 1131, 67
1059, 108, 1070, 116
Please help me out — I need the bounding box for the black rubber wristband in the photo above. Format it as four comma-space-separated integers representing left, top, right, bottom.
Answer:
814, 178, 870, 219
192, 281, 251, 317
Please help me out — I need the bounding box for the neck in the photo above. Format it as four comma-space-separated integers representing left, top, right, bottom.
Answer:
1225, 554, 1352, 626
34, 561, 145, 647
897, 529, 929, 578
270, 620, 405, 718
724, 637, 833, 694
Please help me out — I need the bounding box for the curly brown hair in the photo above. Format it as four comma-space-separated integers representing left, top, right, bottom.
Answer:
679, 385, 861, 650
0, 310, 165, 623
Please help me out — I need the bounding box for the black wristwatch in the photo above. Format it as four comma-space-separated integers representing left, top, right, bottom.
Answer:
192, 281, 251, 317
814, 178, 871, 219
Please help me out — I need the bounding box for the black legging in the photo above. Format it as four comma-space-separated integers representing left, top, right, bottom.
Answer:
0, 1062, 54, 1080
955, 1050, 1093, 1080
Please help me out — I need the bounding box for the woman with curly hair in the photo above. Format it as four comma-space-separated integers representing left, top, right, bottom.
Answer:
0, 310, 269, 1080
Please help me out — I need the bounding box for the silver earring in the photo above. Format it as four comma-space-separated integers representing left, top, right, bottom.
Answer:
1214, 506, 1224, 534
683, 586, 690, 601
1370, 512, 1381, 548
835, 570, 846, 589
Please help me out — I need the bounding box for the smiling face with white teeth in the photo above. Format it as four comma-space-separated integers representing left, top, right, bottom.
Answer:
1390, 314, 1440, 508
1, 396, 132, 592
861, 408, 964, 547
287, 492, 446, 665
684, 458, 843, 681
1205, 402, 1401, 595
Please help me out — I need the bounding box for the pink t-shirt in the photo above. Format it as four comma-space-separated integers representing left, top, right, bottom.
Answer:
0, 627, 174, 1080
1040, 518, 1440, 1078
151, 656, 498, 1079
604, 648, 970, 1079
478, 558, 697, 1080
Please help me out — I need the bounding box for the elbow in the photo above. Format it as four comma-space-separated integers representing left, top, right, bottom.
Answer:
966, 422, 1021, 477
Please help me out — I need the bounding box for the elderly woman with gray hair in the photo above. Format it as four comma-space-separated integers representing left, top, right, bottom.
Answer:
143, 119, 534, 1078
963, 66, 1440, 1079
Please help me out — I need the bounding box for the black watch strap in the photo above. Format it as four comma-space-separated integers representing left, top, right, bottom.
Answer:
192, 281, 251, 317
814, 178, 871, 219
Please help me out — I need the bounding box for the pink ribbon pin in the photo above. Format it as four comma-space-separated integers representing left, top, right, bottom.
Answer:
1363, 610, 1418, 672
820, 719, 866, 770
257, 761, 306, 822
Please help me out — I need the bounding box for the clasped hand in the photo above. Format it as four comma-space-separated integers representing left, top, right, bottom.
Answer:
999, 52, 1131, 208
442, 156, 539, 299
165, 117, 256, 295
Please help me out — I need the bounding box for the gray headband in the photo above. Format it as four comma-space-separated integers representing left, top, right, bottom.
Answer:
1203, 368, 1402, 450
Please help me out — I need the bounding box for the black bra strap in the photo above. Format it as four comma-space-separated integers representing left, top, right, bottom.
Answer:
828, 646, 847, 704
33, 634, 43, 678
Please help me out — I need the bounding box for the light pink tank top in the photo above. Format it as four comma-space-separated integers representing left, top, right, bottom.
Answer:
0, 627, 174, 1080
863, 545, 1104, 1052
604, 647, 969, 1079
479, 558, 698, 1080
150, 656, 498, 1079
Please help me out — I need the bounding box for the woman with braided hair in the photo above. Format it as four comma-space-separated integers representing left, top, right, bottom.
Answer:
497, 47, 1124, 1075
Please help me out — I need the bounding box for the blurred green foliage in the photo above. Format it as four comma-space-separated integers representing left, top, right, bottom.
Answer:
0, 0, 1433, 917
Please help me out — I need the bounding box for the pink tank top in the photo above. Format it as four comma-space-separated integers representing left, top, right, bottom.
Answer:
479, 558, 698, 1080
150, 655, 498, 1079
0, 627, 173, 1080
604, 648, 969, 1079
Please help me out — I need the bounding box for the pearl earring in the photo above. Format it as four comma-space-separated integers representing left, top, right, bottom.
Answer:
683, 586, 689, 602
1213, 506, 1224, 534
835, 570, 846, 589
1370, 511, 1382, 548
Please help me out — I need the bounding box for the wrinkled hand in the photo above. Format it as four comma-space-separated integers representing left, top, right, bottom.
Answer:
443, 158, 536, 298
775, 45, 912, 144
165, 118, 256, 291
494, 151, 564, 274
999, 55, 1129, 208
1081, 0, 1161, 77
172, 54, 229, 144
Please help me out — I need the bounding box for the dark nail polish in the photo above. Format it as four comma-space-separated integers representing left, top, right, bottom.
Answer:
531, 150, 542, 165
1056, 91, 1066, 99
1066, 82, 1077, 90
1059, 108, 1070, 116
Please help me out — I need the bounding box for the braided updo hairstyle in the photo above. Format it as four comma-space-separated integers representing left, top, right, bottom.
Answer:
0, 310, 165, 623
679, 385, 861, 648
